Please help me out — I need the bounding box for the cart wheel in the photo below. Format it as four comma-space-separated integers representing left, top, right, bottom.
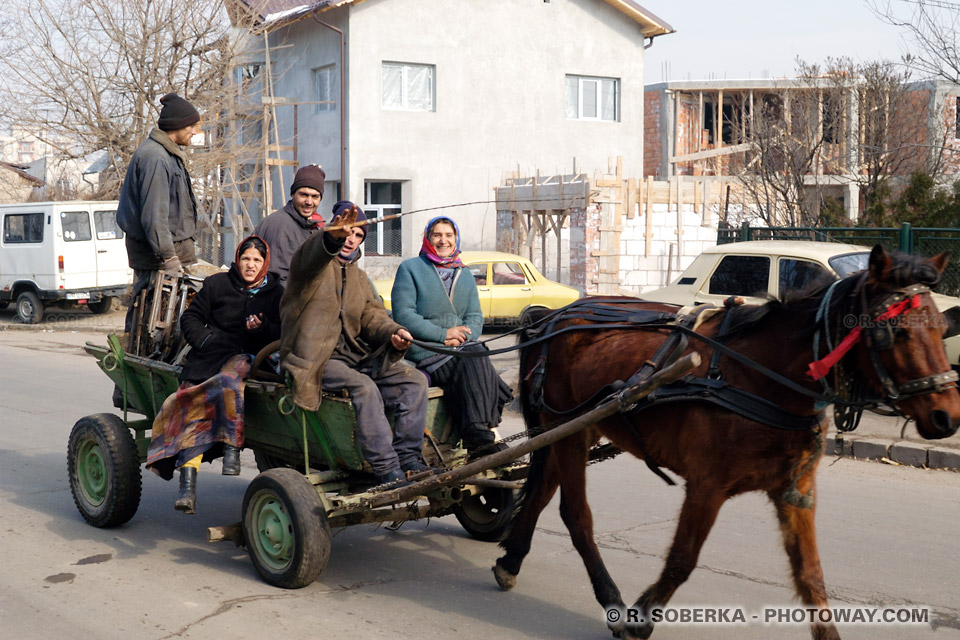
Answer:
243, 468, 330, 589
67, 414, 142, 527
87, 296, 114, 315
16, 291, 43, 324
454, 486, 516, 542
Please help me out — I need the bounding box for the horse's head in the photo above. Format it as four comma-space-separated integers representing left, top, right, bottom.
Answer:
848, 245, 960, 439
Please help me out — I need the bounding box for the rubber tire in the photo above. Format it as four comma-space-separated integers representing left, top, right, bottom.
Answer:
454, 487, 517, 542
0, 300, 8, 309
16, 291, 43, 324
67, 413, 142, 528
87, 296, 113, 315
519, 306, 546, 329
243, 468, 330, 589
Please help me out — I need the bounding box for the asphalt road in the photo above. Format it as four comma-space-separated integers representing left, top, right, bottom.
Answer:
1, 328, 959, 640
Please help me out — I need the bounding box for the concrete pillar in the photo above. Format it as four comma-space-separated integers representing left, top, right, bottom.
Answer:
843, 183, 860, 223
569, 206, 587, 294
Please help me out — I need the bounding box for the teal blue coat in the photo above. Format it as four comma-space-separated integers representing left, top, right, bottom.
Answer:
391, 255, 484, 362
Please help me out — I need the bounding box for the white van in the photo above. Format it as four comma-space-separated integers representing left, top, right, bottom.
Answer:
0, 201, 131, 323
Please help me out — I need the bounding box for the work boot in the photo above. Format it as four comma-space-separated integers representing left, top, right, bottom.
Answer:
174, 467, 197, 514
400, 457, 431, 473
376, 469, 411, 488
461, 423, 496, 454
221, 445, 241, 476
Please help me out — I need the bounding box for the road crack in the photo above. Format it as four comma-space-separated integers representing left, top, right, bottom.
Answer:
160, 578, 399, 638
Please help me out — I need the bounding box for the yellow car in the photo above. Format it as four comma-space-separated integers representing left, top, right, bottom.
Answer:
374, 251, 581, 325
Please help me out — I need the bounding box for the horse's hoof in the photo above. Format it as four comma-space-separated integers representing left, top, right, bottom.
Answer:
492, 562, 517, 591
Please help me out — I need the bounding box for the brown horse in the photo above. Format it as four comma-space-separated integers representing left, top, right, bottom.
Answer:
493, 245, 960, 640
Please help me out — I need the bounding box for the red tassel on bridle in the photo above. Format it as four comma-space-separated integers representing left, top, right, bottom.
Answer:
807, 294, 920, 381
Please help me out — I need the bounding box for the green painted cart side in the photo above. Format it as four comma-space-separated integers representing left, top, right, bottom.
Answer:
82, 337, 453, 472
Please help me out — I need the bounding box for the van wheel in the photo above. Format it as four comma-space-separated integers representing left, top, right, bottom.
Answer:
87, 296, 114, 315
16, 291, 43, 324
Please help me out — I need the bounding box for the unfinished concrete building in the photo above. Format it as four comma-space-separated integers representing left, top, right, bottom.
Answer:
644, 78, 960, 222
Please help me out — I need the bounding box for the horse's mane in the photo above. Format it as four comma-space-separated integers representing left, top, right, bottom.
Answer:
718, 250, 942, 342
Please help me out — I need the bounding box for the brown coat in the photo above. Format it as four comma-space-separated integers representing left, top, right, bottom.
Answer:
280, 231, 403, 410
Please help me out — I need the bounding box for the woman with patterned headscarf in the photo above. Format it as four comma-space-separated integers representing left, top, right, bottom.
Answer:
391, 217, 512, 455
146, 235, 283, 513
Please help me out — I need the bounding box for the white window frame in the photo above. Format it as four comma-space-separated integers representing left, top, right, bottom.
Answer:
565, 74, 620, 122
381, 62, 435, 112
363, 181, 403, 256
314, 63, 337, 114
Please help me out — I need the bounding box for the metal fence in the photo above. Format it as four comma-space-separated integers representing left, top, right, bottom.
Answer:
718, 222, 960, 297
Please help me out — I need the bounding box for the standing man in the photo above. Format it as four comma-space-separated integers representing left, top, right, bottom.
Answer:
280, 201, 430, 485
117, 92, 202, 332
254, 164, 326, 285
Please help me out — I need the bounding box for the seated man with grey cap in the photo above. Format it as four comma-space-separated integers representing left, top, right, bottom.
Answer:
255, 164, 327, 285
280, 201, 430, 486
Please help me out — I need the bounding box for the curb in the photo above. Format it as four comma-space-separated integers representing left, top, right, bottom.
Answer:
825, 434, 960, 472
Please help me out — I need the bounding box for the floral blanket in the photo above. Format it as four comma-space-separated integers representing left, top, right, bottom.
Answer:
146, 355, 251, 480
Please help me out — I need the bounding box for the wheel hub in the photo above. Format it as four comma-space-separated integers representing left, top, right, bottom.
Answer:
252, 494, 293, 569
76, 439, 107, 506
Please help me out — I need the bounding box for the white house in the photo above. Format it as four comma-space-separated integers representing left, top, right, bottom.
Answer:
231, 0, 673, 274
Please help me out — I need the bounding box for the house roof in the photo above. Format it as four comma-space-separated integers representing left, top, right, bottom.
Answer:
235, 0, 673, 37
0, 162, 45, 187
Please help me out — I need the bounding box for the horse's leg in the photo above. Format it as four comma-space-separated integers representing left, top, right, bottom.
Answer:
494, 445, 561, 590
770, 469, 841, 640
626, 483, 726, 640
551, 435, 626, 630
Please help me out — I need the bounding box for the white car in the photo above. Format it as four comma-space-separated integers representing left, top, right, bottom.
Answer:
641, 240, 960, 367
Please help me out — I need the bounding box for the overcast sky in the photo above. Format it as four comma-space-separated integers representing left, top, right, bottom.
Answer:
640, 0, 915, 83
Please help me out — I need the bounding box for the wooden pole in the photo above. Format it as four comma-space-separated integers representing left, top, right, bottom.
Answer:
366, 353, 701, 508
645, 175, 653, 257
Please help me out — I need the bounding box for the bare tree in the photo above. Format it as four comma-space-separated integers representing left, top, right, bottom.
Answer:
732, 61, 842, 226
0, 0, 259, 208
869, 0, 960, 83
734, 57, 939, 227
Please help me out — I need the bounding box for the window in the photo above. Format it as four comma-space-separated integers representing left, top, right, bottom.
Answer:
94, 209, 123, 240
708, 255, 769, 297
2, 212, 43, 243
60, 211, 92, 242
469, 263, 488, 286
382, 62, 434, 111
363, 181, 403, 255
314, 64, 337, 114
828, 252, 870, 278
565, 75, 619, 121
778, 258, 828, 299
492, 262, 529, 285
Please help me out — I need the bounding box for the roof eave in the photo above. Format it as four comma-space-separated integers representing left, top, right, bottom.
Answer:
602, 0, 674, 38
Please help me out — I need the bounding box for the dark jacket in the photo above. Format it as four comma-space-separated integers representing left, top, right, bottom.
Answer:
254, 201, 320, 285
280, 233, 403, 410
179, 266, 283, 383
117, 128, 198, 270
391, 255, 484, 362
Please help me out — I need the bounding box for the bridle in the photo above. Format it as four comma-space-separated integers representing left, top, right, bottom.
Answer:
808, 278, 958, 408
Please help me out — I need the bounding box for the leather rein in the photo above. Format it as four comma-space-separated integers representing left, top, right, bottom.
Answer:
410, 285, 958, 426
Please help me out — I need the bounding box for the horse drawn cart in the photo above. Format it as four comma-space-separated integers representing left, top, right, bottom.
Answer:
67, 331, 698, 589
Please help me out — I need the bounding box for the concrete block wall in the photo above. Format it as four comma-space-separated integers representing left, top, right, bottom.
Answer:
617, 202, 719, 294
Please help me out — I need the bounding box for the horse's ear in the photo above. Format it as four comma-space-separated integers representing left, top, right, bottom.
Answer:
868, 244, 892, 280
930, 251, 951, 275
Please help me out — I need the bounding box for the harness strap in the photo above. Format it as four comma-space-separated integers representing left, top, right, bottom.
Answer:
638, 377, 825, 431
